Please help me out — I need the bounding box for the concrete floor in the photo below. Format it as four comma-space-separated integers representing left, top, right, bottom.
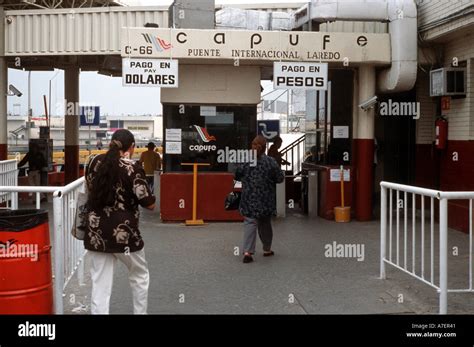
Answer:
61, 208, 474, 315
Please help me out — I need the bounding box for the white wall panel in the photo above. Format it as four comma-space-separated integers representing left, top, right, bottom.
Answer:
5, 6, 168, 56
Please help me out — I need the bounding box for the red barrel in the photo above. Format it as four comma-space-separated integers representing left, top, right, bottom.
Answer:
0, 209, 53, 314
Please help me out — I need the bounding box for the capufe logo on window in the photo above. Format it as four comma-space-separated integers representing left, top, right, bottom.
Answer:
193, 125, 216, 143
189, 125, 217, 152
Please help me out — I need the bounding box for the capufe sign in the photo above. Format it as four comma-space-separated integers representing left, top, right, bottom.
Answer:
121, 28, 390, 65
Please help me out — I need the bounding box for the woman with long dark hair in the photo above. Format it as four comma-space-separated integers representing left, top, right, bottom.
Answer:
85, 129, 155, 314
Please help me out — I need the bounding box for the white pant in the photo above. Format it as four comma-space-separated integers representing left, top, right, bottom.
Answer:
89, 249, 150, 314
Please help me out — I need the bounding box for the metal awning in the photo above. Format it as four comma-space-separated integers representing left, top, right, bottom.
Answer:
0, 0, 126, 10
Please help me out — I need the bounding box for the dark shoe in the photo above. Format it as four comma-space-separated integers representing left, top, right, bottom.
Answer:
243, 255, 254, 263
263, 251, 275, 257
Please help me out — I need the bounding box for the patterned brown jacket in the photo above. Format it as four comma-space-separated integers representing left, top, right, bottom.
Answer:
84, 154, 156, 253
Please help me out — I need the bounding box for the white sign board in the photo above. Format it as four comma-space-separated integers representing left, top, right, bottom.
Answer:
166, 128, 182, 142
166, 141, 182, 154
200, 106, 217, 117
122, 58, 178, 87
273, 62, 328, 90
120, 28, 391, 65
333, 126, 349, 139
330, 169, 350, 182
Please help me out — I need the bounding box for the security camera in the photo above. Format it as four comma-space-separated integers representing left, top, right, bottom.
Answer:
359, 96, 378, 110
7, 85, 23, 97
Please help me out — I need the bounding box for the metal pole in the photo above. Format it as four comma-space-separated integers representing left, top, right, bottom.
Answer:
27, 71, 31, 142
287, 89, 290, 134
192, 164, 197, 221
64, 66, 80, 184
0, 58, 7, 160
308, 170, 319, 218
53, 192, 64, 314
0, 8, 7, 161
380, 185, 387, 279
77, 251, 85, 287
49, 79, 52, 119
49, 70, 60, 119
439, 198, 448, 314
154, 170, 161, 214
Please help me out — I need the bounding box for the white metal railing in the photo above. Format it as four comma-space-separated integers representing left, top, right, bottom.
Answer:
0, 176, 86, 314
380, 181, 474, 314
0, 160, 18, 209
281, 134, 306, 175
52, 177, 86, 314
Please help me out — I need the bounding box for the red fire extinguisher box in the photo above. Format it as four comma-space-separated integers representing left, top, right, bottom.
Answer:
317, 165, 354, 220
435, 117, 448, 149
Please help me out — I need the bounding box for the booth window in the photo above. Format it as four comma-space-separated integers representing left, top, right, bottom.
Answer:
163, 104, 256, 172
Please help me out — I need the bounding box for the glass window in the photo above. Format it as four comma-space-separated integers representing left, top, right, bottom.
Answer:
163, 104, 257, 172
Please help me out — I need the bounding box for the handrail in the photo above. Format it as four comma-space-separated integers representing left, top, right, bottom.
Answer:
0, 159, 19, 165
380, 181, 474, 314
380, 181, 440, 199
278, 134, 306, 176
280, 134, 306, 155
0, 176, 87, 314
54, 176, 86, 197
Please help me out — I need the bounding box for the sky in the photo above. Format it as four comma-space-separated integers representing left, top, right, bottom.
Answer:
8, 0, 302, 117
8, 69, 163, 117
8, 69, 275, 117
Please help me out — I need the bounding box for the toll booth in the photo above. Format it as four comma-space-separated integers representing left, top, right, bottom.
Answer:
160, 65, 260, 221
120, 25, 394, 222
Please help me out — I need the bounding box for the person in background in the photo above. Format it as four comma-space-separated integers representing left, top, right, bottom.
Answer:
139, 142, 162, 191
301, 146, 319, 214
304, 146, 318, 164
18, 143, 48, 203
235, 135, 285, 264
85, 129, 155, 314
268, 136, 290, 168
96, 139, 103, 150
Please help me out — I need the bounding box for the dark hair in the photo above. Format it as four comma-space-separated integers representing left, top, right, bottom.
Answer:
147, 142, 156, 149
88, 129, 135, 210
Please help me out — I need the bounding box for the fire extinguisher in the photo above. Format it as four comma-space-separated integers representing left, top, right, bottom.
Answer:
435, 116, 448, 149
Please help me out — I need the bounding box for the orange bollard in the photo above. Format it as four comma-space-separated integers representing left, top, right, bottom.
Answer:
334, 165, 351, 223
181, 163, 210, 226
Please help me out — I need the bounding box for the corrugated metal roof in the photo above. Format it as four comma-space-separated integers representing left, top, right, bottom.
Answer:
5, 6, 168, 55
1, 0, 126, 10
320, 21, 388, 34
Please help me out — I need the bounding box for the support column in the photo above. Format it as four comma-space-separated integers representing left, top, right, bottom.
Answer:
354, 66, 376, 221
64, 66, 80, 184
0, 9, 7, 160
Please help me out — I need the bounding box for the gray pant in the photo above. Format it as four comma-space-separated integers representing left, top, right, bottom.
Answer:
243, 216, 273, 254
